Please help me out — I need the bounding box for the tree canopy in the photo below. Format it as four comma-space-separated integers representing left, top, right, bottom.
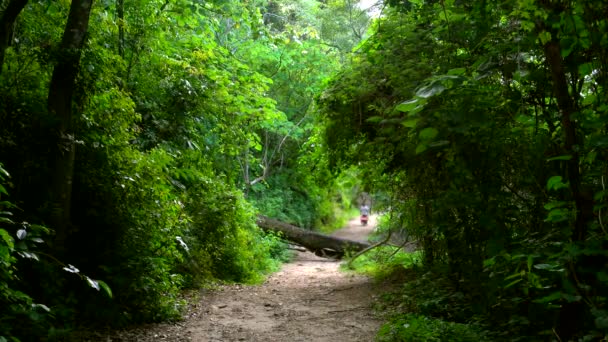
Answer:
319, 0, 608, 340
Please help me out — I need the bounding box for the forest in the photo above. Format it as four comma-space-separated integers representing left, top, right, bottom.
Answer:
0, 0, 607, 341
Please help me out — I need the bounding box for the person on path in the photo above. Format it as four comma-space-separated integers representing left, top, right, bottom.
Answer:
360, 204, 370, 216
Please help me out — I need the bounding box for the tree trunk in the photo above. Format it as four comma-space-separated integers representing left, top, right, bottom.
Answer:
0, 0, 29, 75
117, 0, 124, 58
47, 0, 94, 254
256, 215, 370, 258
539, 14, 590, 340
543, 40, 586, 241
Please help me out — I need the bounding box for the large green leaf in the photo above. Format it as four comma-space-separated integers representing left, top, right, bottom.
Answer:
97, 280, 113, 298
415, 144, 427, 154
419, 127, 438, 140
533, 291, 562, 304
546, 176, 568, 191
401, 118, 419, 128
416, 82, 445, 98
546, 155, 572, 161
396, 99, 419, 112
0, 229, 13, 248
447, 67, 466, 75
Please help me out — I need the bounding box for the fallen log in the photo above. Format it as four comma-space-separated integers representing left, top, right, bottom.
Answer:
256, 215, 371, 258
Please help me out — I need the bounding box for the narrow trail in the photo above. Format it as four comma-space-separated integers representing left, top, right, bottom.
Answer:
90, 216, 382, 342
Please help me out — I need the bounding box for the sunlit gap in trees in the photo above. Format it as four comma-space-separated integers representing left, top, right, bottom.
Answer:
358, 0, 382, 18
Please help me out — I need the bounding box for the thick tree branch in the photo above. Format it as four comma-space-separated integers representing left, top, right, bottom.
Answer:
0, 0, 28, 74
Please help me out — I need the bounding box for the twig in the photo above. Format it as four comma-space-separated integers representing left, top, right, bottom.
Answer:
599, 175, 607, 235
287, 245, 307, 252
439, 0, 451, 41
328, 306, 366, 313
552, 328, 562, 342
347, 230, 392, 269
501, 177, 533, 206
387, 236, 411, 260
322, 286, 355, 295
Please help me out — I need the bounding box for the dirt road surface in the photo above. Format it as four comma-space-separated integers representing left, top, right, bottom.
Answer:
87, 216, 382, 342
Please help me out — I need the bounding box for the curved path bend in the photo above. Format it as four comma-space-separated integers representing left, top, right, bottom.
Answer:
86, 216, 381, 342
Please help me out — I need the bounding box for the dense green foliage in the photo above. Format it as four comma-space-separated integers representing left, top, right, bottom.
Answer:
319, 0, 608, 340
0, 164, 52, 339
4, 0, 606, 340
377, 314, 489, 342
0, 0, 369, 340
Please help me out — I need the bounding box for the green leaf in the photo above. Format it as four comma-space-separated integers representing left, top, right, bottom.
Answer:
545, 208, 570, 222
533, 291, 561, 303
544, 201, 567, 210
419, 127, 438, 141
595, 315, 608, 330
97, 280, 113, 298
546, 176, 568, 190
562, 293, 582, 302
483, 257, 495, 267
366, 116, 384, 123
0, 184, 8, 196
0, 229, 13, 247
401, 118, 419, 128
415, 144, 428, 154
32, 303, 51, 312
447, 67, 466, 75
597, 272, 608, 283
546, 175, 562, 189
29, 224, 49, 234
18, 251, 39, 260
582, 93, 596, 106
533, 263, 565, 272
578, 63, 594, 77
428, 140, 449, 147
538, 31, 552, 45
0, 245, 10, 260
416, 82, 445, 98
505, 271, 523, 281
85, 276, 100, 291
546, 155, 572, 161
0, 217, 14, 224
395, 99, 419, 112
63, 264, 80, 274
505, 278, 522, 288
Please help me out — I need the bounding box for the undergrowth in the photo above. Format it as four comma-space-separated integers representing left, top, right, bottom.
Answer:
346, 247, 494, 341
344, 246, 421, 279
376, 313, 490, 342
318, 207, 359, 234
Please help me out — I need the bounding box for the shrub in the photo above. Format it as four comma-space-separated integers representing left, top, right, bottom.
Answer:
377, 314, 490, 342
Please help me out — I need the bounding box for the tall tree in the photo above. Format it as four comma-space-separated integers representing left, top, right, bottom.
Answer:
47, 0, 93, 253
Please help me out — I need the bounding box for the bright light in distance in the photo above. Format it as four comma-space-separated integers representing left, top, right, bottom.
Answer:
358, 0, 381, 18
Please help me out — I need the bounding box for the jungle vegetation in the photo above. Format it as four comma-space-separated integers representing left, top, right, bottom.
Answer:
320, 0, 608, 341
1, 0, 607, 341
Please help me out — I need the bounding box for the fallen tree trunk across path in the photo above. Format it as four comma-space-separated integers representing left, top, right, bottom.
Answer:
256, 215, 371, 258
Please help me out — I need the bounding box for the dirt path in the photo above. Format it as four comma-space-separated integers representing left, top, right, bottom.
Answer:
90, 216, 382, 342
